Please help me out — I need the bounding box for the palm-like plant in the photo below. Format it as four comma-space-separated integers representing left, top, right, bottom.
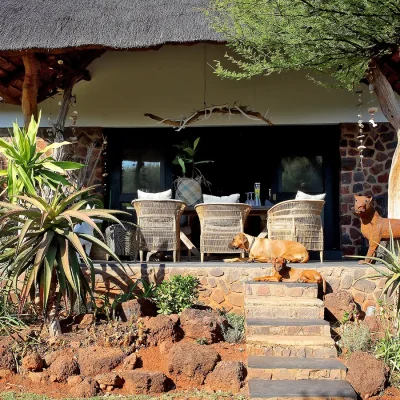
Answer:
0, 113, 82, 201
0, 186, 126, 335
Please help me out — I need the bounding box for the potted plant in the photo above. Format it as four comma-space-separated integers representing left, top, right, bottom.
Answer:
172, 137, 213, 206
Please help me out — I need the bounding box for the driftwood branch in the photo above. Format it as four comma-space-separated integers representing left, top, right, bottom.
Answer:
144, 104, 273, 131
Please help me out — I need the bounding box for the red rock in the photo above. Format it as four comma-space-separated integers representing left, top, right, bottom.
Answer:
205, 361, 246, 393
167, 342, 220, 386
21, 352, 43, 371
142, 315, 179, 346
118, 299, 158, 322
77, 314, 95, 329
345, 351, 387, 399
0, 339, 16, 371
180, 308, 227, 343
121, 371, 168, 394
48, 354, 79, 382
95, 372, 124, 387
122, 353, 138, 370
77, 346, 125, 376
69, 377, 99, 398
324, 291, 357, 322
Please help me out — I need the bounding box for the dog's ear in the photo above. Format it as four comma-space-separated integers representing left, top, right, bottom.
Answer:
241, 233, 249, 247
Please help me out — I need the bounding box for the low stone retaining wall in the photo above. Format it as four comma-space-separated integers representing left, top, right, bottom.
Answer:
90, 262, 388, 315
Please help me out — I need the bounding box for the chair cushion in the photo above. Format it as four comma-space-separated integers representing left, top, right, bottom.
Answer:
295, 190, 326, 200
203, 193, 240, 203
137, 189, 172, 199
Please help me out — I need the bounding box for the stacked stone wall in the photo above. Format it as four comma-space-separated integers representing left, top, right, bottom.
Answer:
340, 123, 396, 255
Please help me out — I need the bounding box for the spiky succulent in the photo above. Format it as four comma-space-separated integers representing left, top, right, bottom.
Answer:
0, 186, 127, 317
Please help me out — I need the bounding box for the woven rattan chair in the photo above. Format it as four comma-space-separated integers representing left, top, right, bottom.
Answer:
132, 199, 186, 262
195, 203, 251, 262
267, 199, 325, 262
105, 221, 138, 261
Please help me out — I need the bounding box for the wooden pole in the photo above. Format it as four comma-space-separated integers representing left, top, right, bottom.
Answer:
371, 64, 400, 219
21, 53, 40, 128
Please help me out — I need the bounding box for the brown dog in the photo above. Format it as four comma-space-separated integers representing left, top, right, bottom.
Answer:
225, 233, 309, 263
254, 256, 326, 295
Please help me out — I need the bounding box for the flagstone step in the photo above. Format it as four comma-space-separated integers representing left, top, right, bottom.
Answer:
245, 297, 324, 319
247, 356, 347, 380
246, 318, 331, 336
247, 335, 337, 358
245, 281, 318, 299
249, 379, 356, 399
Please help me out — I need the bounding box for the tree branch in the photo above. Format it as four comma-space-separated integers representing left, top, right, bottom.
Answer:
22, 53, 40, 128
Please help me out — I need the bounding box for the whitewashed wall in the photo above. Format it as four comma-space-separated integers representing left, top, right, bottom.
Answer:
0, 44, 392, 128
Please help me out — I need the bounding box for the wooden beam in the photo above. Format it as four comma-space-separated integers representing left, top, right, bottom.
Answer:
0, 83, 20, 105
21, 53, 40, 128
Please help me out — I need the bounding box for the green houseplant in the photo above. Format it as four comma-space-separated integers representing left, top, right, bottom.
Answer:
172, 137, 213, 206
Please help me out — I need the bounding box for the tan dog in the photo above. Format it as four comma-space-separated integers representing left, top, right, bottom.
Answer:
225, 233, 309, 263
254, 256, 326, 295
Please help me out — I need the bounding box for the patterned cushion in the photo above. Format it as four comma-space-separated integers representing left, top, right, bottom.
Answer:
175, 177, 202, 206
203, 193, 240, 203
137, 189, 172, 200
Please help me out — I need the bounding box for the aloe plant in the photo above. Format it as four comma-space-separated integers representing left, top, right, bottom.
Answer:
0, 112, 82, 201
0, 186, 126, 335
351, 229, 400, 313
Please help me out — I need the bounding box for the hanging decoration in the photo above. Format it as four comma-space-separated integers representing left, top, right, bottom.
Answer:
355, 87, 366, 168
144, 103, 273, 131
102, 135, 108, 196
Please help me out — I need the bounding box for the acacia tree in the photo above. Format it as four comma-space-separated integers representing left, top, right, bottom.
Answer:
208, 0, 400, 217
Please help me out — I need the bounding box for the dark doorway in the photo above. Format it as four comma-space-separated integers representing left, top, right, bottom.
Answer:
105, 124, 341, 257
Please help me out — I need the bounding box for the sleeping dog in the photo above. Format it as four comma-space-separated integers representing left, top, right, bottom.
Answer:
225, 233, 309, 263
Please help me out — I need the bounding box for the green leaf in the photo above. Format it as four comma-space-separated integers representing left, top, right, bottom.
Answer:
193, 137, 200, 150
50, 161, 84, 171
15, 165, 36, 195
178, 157, 186, 174
76, 233, 122, 265
40, 141, 72, 155
42, 244, 57, 310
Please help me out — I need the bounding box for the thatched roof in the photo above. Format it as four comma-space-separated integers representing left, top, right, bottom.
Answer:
0, 0, 222, 52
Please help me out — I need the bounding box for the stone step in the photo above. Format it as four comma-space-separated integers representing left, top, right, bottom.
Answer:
246, 318, 331, 337
249, 379, 356, 399
247, 335, 337, 358
247, 356, 347, 380
245, 297, 324, 319
245, 281, 318, 299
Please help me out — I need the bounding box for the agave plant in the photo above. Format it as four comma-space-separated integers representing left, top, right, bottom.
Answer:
0, 186, 126, 334
0, 112, 82, 201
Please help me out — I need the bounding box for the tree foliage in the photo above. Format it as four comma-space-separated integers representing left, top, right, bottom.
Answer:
207, 0, 400, 88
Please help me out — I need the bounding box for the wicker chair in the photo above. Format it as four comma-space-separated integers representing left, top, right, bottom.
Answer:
105, 221, 138, 261
195, 203, 251, 262
132, 199, 186, 262
267, 199, 325, 262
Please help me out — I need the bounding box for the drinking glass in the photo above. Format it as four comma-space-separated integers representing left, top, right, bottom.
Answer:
248, 192, 255, 206
245, 192, 251, 205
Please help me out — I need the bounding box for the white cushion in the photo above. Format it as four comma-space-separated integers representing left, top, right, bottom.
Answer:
295, 190, 326, 200
203, 193, 240, 203
137, 189, 172, 200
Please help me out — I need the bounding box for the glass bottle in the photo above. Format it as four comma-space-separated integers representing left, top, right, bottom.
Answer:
254, 182, 261, 207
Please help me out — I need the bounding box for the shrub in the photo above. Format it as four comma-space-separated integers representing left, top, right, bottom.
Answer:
222, 312, 245, 344
154, 275, 199, 315
375, 331, 400, 382
338, 321, 372, 354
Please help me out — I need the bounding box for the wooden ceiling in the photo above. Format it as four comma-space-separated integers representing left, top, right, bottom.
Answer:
0, 49, 104, 106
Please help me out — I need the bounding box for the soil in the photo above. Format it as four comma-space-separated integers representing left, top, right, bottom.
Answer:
371, 386, 400, 400
0, 327, 247, 399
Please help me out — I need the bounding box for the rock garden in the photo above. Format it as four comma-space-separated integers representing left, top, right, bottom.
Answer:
0, 275, 247, 399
